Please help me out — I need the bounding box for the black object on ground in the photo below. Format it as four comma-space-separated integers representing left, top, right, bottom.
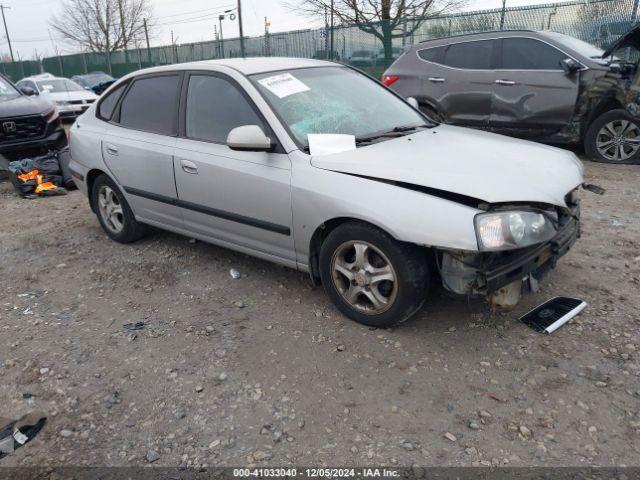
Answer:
122, 322, 146, 331
519, 296, 587, 334
0, 411, 47, 460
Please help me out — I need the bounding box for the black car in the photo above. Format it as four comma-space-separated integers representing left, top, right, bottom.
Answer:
0, 74, 67, 171
71, 72, 116, 95
384, 27, 640, 164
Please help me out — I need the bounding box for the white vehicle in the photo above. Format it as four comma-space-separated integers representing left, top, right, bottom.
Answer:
17, 73, 98, 119
69, 58, 585, 327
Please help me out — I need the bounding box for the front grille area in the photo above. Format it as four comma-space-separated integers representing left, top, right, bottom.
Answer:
0, 115, 46, 144
70, 99, 95, 105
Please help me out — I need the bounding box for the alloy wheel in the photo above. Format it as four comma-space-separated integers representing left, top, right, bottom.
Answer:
330, 240, 398, 315
97, 185, 124, 234
596, 119, 640, 162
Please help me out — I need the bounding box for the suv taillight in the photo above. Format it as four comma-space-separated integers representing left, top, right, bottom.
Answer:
381, 75, 398, 87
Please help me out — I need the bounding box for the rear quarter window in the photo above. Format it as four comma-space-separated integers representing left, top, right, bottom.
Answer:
417, 46, 445, 63
97, 82, 128, 121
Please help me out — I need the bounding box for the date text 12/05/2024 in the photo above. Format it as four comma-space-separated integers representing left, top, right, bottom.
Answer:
233, 469, 401, 478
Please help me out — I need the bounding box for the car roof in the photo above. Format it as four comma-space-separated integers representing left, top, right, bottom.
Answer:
20, 73, 66, 82
415, 29, 541, 46
121, 57, 337, 78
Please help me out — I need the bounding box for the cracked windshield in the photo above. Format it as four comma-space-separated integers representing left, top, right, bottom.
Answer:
252, 66, 427, 147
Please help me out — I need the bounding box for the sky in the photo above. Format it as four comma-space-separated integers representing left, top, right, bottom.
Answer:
0, 0, 579, 60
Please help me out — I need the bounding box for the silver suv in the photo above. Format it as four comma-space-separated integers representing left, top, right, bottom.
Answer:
69, 58, 584, 327
383, 29, 640, 164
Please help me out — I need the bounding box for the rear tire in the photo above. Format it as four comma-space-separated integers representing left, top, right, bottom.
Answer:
585, 109, 640, 164
319, 222, 428, 328
91, 174, 147, 243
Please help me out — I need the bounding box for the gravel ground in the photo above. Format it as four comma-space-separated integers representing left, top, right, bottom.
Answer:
0, 158, 639, 468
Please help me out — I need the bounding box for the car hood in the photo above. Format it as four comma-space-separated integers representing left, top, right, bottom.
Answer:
0, 94, 53, 118
310, 125, 584, 207
602, 24, 640, 58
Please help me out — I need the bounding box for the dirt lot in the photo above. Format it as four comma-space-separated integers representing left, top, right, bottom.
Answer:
0, 158, 639, 468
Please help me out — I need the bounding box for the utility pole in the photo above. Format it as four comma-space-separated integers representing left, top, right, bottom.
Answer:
0, 4, 14, 62
499, 0, 507, 30
264, 16, 270, 56
219, 15, 225, 58
329, 0, 334, 60
143, 18, 151, 64
171, 30, 176, 63
237, 0, 245, 58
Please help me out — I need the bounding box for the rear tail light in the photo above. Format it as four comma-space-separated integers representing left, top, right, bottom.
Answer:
381, 75, 398, 87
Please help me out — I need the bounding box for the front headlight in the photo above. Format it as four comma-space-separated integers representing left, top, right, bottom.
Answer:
475, 210, 557, 251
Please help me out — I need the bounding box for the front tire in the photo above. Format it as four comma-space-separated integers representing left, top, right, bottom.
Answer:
319, 222, 428, 328
91, 174, 147, 243
585, 109, 640, 164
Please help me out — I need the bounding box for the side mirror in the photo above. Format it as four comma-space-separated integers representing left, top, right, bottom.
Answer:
561, 58, 581, 75
406, 97, 419, 109
20, 86, 36, 96
227, 125, 272, 152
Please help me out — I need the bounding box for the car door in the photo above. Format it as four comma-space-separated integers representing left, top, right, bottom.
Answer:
420, 39, 497, 127
489, 37, 580, 135
173, 72, 295, 264
100, 73, 184, 228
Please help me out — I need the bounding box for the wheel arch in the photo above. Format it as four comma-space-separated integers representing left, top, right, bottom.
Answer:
307, 216, 430, 285
86, 168, 109, 213
585, 97, 624, 131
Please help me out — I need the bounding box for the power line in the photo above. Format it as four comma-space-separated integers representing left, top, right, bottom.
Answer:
156, 4, 235, 20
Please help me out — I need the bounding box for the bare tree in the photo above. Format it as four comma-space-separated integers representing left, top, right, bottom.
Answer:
289, 0, 467, 62
50, 0, 153, 53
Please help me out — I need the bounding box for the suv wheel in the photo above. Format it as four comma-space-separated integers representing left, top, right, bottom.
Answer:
91, 174, 147, 243
319, 222, 428, 327
585, 109, 640, 164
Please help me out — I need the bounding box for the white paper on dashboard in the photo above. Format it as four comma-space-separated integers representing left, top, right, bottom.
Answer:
308, 134, 356, 156
258, 73, 310, 98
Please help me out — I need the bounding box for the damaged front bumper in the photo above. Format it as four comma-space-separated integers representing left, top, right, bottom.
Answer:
438, 216, 580, 306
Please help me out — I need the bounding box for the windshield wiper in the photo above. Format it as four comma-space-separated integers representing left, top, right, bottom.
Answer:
392, 124, 429, 132
355, 124, 428, 145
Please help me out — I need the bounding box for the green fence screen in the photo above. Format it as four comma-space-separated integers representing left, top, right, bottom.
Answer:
1, 0, 636, 82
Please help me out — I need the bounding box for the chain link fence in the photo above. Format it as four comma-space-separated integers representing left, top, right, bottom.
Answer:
0, 0, 636, 82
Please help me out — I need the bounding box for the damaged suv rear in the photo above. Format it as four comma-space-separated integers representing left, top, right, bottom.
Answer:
383, 27, 640, 163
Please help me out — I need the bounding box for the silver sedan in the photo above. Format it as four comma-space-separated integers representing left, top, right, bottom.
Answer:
69, 57, 584, 327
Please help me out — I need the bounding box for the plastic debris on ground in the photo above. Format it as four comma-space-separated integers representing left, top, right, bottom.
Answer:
0, 411, 47, 460
519, 296, 587, 334
7, 148, 76, 198
230, 269, 241, 279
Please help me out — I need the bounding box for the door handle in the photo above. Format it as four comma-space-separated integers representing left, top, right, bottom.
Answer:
180, 159, 198, 174
428, 77, 445, 83
105, 144, 118, 156
495, 79, 516, 86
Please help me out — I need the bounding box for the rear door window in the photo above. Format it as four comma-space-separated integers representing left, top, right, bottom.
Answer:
500, 38, 566, 70
118, 75, 180, 135
443, 40, 494, 69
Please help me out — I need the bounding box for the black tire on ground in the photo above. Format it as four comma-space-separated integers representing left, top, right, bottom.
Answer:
91, 173, 147, 243
584, 108, 640, 164
318, 221, 429, 328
